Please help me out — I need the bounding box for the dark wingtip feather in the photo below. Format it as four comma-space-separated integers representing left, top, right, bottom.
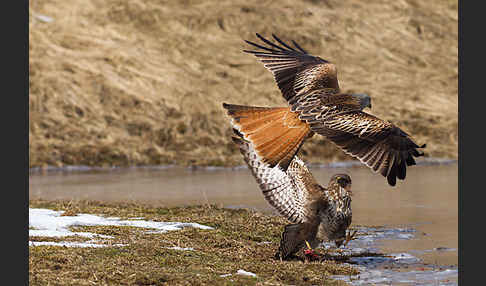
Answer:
242, 49, 257, 54
411, 148, 426, 157
397, 160, 406, 180
271, 34, 297, 51
243, 39, 277, 52
387, 175, 397, 186
255, 33, 287, 51
413, 149, 425, 157
415, 143, 427, 157
406, 155, 416, 166
380, 164, 389, 177
291, 40, 308, 54
387, 166, 397, 186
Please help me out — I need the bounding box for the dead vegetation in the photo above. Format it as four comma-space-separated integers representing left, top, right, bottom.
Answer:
29, 0, 458, 168
29, 199, 359, 285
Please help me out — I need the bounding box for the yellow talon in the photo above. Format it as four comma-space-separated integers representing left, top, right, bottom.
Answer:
304, 240, 320, 261
305, 240, 312, 250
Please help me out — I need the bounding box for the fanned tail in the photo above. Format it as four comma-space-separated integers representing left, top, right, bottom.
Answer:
223, 103, 312, 170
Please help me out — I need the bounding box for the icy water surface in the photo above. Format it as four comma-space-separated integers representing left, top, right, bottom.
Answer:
30, 161, 458, 285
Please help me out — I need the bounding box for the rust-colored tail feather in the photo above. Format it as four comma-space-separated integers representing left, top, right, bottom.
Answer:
223, 103, 311, 170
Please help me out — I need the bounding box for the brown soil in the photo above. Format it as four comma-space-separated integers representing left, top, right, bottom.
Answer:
29, 0, 458, 168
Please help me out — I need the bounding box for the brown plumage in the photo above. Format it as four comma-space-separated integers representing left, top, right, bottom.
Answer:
243, 33, 340, 100
231, 132, 353, 260
223, 103, 312, 170
223, 33, 426, 186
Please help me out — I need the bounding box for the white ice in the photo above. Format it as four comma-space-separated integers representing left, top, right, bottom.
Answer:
333, 267, 458, 286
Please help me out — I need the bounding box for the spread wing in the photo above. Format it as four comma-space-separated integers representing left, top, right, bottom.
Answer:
303, 110, 426, 186
243, 33, 340, 102
231, 131, 322, 223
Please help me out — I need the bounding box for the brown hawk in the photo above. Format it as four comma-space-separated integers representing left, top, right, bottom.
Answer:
231, 130, 355, 260
223, 34, 426, 186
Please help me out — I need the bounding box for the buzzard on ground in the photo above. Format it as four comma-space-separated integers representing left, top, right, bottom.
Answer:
231, 130, 355, 260
223, 34, 426, 186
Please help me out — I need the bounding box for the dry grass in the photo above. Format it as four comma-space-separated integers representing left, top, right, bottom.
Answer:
29, 199, 362, 285
29, 0, 458, 168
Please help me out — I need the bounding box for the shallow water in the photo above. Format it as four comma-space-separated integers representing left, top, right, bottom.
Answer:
29, 162, 458, 278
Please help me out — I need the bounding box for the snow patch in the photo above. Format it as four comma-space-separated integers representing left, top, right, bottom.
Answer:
33, 14, 54, 23
29, 241, 127, 248
29, 208, 213, 248
236, 269, 257, 277
219, 274, 232, 278
165, 246, 194, 251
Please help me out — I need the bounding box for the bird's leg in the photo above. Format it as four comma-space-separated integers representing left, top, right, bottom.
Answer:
303, 240, 320, 261
343, 230, 358, 247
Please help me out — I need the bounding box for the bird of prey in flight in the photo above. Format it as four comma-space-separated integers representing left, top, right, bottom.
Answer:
223, 33, 426, 186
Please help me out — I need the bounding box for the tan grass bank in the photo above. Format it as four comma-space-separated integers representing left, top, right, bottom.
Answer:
29, 0, 458, 168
